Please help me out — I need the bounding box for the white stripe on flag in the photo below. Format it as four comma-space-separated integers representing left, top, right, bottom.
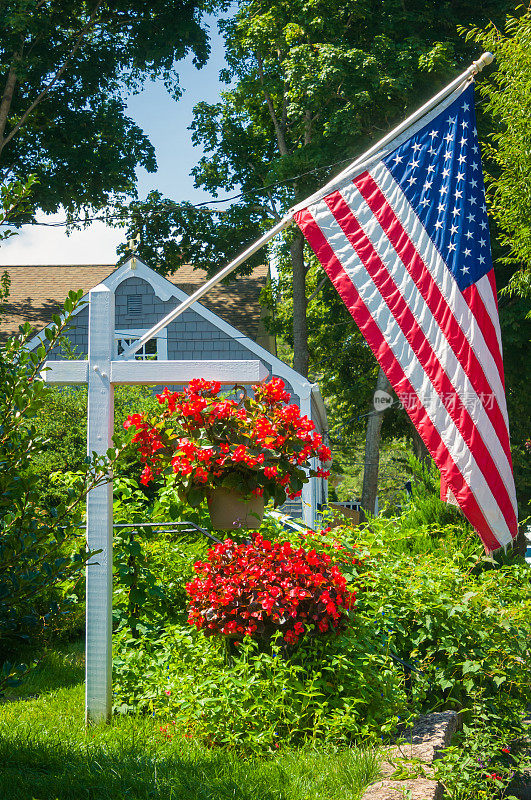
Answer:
333, 181, 516, 512
308, 199, 514, 546
476, 273, 504, 357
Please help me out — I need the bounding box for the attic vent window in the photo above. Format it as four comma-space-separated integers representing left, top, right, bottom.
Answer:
127, 295, 142, 316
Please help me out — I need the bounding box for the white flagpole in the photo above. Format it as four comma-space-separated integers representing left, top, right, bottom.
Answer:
120, 52, 493, 360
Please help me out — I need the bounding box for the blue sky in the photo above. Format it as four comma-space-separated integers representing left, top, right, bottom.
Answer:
126, 17, 230, 203
0, 14, 230, 265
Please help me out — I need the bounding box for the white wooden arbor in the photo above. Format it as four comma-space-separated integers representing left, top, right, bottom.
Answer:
45, 281, 268, 723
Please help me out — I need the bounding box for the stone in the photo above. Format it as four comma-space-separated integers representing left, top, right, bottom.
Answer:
361, 711, 460, 800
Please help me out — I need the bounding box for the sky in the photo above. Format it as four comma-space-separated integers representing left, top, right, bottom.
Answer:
0, 15, 230, 266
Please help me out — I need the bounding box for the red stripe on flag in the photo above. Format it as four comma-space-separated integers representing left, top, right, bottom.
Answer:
294, 207, 502, 550
323, 190, 517, 535
353, 172, 511, 463
462, 279, 506, 390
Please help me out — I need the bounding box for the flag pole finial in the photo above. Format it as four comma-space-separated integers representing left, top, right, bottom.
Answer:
473, 52, 494, 73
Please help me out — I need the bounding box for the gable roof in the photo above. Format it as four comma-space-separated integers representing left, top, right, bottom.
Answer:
0, 261, 270, 341
16, 257, 326, 439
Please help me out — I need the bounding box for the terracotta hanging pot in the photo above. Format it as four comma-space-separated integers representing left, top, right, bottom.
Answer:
207, 487, 264, 531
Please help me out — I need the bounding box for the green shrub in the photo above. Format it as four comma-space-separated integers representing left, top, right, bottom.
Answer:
113, 621, 409, 754
111, 475, 213, 640
26, 384, 162, 507
387, 453, 472, 530
433, 691, 531, 798
0, 292, 106, 690
111, 476, 530, 760
111, 506, 411, 753
359, 553, 531, 711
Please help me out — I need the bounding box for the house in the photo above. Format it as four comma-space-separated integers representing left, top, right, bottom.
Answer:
0, 256, 328, 526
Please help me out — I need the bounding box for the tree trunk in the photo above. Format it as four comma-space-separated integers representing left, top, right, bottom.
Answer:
361, 367, 392, 518
290, 230, 309, 377
410, 423, 431, 464
0, 62, 18, 152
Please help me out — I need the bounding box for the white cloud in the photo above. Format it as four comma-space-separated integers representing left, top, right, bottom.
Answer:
0, 212, 124, 265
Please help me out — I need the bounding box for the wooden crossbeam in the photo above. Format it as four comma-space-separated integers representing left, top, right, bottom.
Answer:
43, 359, 269, 386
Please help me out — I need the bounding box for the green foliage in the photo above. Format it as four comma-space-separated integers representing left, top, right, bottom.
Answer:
498, 293, 531, 512
359, 551, 530, 708
350, 501, 531, 796
119, 0, 515, 372
111, 474, 214, 643
0, 290, 113, 691
454, 12, 531, 515
395, 452, 471, 529
329, 436, 411, 506
111, 476, 530, 765
111, 508, 408, 751
465, 10, 531, 301
433, 696, 531, 799
0, 1, 217, 217
0, 174, 38, 243
24, 384, 161, 507
113, 622, 408, 754
460, 11, 531, 514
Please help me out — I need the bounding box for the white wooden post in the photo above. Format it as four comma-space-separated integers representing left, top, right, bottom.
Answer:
85, 284, 114, 724
300, 389, 315, 528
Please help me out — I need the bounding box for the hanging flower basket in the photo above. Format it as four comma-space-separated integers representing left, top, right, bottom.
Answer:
124, 378, 331, 522
207, 487, 264, 531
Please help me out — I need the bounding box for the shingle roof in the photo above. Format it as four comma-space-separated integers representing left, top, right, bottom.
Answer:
167, 263, 270, 341
0, 262, 270, 341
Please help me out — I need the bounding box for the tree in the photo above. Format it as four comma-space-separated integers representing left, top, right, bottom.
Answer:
120, 0, 522, 516
0, 0, 216, 217
121, 0, 515, 377
360, 368, 392, 517
0, 174, 37, 242
466, 9, 531, 301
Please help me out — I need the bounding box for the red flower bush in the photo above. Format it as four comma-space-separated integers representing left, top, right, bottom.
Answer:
124, 377, 331, 507
185, 532, 357, 645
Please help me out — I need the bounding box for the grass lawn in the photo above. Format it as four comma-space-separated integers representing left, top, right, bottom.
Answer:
0, 642, 381, 800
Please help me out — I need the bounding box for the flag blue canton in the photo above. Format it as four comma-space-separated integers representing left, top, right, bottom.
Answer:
383, 83, 492, 291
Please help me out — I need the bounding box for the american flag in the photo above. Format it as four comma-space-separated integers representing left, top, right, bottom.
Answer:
293, 82, 518, 551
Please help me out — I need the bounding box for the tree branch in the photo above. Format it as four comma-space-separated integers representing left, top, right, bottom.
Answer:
280, 89, 288, 131
307, 275, 328, 304
255, 52, 289, 156
0, 55, 21, 144
0, 0, 104, 156
304, 108, 312, 146
264, 190, 281, 221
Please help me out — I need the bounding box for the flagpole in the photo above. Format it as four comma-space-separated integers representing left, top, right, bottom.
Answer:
120, 52, 493, 360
